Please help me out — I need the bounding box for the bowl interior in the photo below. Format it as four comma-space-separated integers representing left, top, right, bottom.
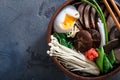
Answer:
47, 0, 120, 80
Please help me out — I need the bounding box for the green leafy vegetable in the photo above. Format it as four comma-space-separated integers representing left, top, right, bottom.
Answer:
103, 54, 113, 73
107, 50, 116, 65
96, 47, 104, 72
96, 47, 113, 73
53, 33, 73, 49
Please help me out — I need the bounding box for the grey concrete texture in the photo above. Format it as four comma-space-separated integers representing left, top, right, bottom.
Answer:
0, 0, 120, 80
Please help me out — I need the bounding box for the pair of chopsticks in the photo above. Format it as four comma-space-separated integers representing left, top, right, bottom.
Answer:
103, 0, 120, 31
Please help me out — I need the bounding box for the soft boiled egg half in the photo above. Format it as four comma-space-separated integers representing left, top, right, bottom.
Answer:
54, 5, 80, 33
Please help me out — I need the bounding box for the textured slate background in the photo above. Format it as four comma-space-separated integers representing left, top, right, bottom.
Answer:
0, 0, 120, 80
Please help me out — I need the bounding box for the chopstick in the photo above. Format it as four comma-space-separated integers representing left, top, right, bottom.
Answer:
110, 0, 120, 17
103, 0, 120, 31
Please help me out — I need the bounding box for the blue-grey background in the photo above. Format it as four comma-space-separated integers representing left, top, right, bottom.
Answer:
0, 0, 120, 80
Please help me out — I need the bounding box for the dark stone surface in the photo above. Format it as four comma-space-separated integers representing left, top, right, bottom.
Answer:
0, 0, 119, 80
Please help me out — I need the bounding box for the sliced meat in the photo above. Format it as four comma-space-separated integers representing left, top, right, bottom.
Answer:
78, 3, 86, 26
89, 7, 96, 29
83, 5, 91, 29
107, 15, 116, 33
74, 30, 93, 52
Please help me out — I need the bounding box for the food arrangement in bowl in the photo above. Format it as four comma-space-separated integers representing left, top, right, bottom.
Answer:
47, 0, 120, 79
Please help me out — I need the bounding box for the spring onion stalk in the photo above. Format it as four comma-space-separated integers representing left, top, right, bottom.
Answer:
81, 0, 108, 43
97, 18, 105, 46
92, 0, 108, 43
47, 35, 100, 75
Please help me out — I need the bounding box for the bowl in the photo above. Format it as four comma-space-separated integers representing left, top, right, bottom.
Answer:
47, 0, 120, 80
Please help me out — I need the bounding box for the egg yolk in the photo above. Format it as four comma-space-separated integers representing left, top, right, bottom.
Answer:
62, 14, 77, 29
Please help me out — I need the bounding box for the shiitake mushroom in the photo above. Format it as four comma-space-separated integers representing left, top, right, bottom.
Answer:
73, 29, 101, 52
108, 26, 120, 63
73, 30, 93, 52
103, 39, 120, 53
88, 29, 101, 48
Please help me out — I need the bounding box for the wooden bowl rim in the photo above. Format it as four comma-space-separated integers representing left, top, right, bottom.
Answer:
47, 0, 120, 80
